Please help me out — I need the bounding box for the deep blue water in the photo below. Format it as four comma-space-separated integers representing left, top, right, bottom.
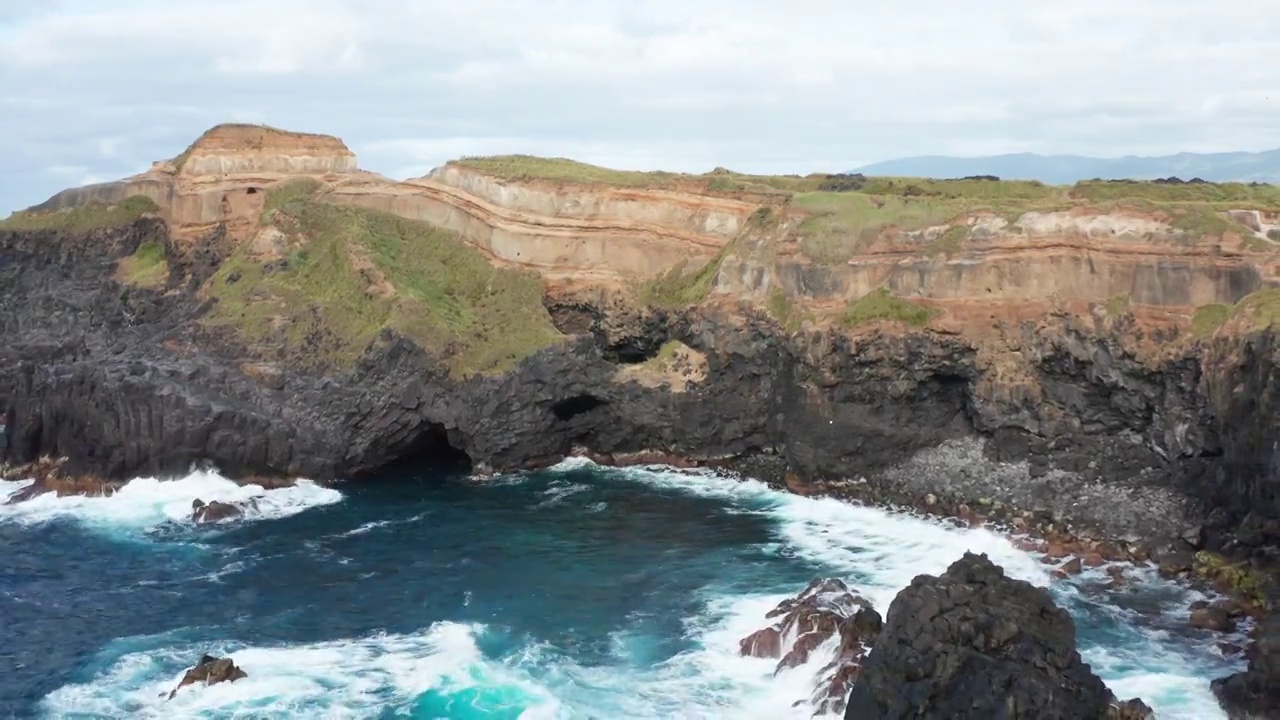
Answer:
0, 461, 1246, 718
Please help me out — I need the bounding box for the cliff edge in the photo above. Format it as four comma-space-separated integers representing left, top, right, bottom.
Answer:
3, 121, 1277, 716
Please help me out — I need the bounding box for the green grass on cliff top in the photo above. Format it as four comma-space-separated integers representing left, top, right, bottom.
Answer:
455, 156, 1279, 263
204, 180, 563, 375
0, 195, 159, 233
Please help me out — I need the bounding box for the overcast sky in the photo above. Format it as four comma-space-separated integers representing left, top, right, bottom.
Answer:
2, 0, 1278, 213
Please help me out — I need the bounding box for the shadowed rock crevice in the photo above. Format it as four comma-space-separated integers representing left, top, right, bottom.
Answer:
551, 394, 609, 421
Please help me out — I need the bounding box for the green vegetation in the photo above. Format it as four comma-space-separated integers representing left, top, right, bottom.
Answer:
117, 239, 169, 288
205, 183, 562, 375
261, 177, 323, 219
842, 288, 938, 329
1164, 205, 1256, 238
641, 249, 728, 310
1192, 303, 1232, 338
1071, 180, 1280, 205
455, 155, 685, 188
927, 224, 970, 258
1104, 294, 1132, 316
1191, 288, 1280, 338
765, 286, 808, 333
457, 155, 1280, 264
0, 195, 159, 233
1193, 551, 1267, 606
1235, 288, 1280, 329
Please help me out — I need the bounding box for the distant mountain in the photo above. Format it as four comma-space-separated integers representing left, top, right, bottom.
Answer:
851, 149, 1280, 185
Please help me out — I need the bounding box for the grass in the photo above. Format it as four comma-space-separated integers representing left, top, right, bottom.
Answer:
1071, 180, 1280, 205
204, 183, 563, 375
1191, 289, 1280, 338
1165, 205, 1257, 238
454, 155, 686, 188
927, 224, 970, 258
641, 248, 729, 310
1235, 288, 1280, 330
1192, 303, 1232, 338
117, 239, 169, 288
1104, 294, 1132, 316
0, 195, 159, 233
842, 288, 938, 329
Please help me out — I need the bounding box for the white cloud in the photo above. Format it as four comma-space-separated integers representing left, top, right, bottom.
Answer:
1, 0, 1278, 212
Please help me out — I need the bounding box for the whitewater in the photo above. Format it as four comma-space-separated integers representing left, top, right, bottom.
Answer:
0, 460, 1244, 718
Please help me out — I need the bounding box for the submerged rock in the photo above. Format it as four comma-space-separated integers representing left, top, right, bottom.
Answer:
844, 552, 1148, 719
166, 654, 248, 699
739, 577, 881, 716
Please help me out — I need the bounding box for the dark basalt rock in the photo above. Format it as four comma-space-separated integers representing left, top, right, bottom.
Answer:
739, 577, 881, 716
1213, 611, 1280, 719
191, 498, 255, 524
166, 654, 247, 700
844, 552, 1147, 719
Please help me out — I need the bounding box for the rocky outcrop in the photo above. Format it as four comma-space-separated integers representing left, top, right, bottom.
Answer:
166, 654, 248, 700
191, 498, 255, 524
1214, 611, 1280, 718
843, 552, 1148, 719
738, 578, 882, 716
2, 457, 122, 503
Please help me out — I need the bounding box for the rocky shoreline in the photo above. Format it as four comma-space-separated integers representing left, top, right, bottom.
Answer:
2, 200, 1277, 716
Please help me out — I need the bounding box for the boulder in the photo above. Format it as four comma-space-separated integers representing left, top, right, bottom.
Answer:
1190, 606, 1237, 633
739, 577, 881, 716
844, 552, 1148, 719
191, 498, 256, 524
166, 654, 248, 700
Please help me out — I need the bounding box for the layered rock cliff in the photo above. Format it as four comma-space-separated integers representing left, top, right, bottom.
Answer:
3, 121, 1277, 715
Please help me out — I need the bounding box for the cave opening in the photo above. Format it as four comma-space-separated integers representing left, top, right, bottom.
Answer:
246, 187, 259, 195
552, 394, 609, 421
604, 336, 667, 365
358, 422, 473, 480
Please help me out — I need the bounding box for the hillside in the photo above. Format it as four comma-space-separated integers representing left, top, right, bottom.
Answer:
853, 148, 1280, 185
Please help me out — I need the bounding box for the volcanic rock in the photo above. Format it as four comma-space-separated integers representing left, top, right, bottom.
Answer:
166, 654, 248, 700
191, 498, 256, 524
844, 552, 1149, 719
739, 577, 881, 716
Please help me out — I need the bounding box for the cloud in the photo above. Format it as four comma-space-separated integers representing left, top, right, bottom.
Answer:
1, 0, 1278, 213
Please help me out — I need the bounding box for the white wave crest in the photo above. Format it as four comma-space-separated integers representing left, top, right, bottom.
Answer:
43, 622, 562, 719
605, 462, 1234, 719
0, 469, 342, 532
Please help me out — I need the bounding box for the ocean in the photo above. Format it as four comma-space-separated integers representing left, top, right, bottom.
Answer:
0, 459, 1245, 718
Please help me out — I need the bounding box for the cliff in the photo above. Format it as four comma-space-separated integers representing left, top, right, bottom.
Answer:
3, 122, 1277, 715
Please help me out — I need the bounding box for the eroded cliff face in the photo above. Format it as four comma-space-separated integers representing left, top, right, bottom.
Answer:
2, 124, 1277, 544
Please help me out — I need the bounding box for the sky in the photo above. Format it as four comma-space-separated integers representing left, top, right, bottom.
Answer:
2, 0, 1279, 213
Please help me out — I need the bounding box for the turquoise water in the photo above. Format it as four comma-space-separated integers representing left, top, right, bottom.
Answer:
0, 460, 1245, 718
